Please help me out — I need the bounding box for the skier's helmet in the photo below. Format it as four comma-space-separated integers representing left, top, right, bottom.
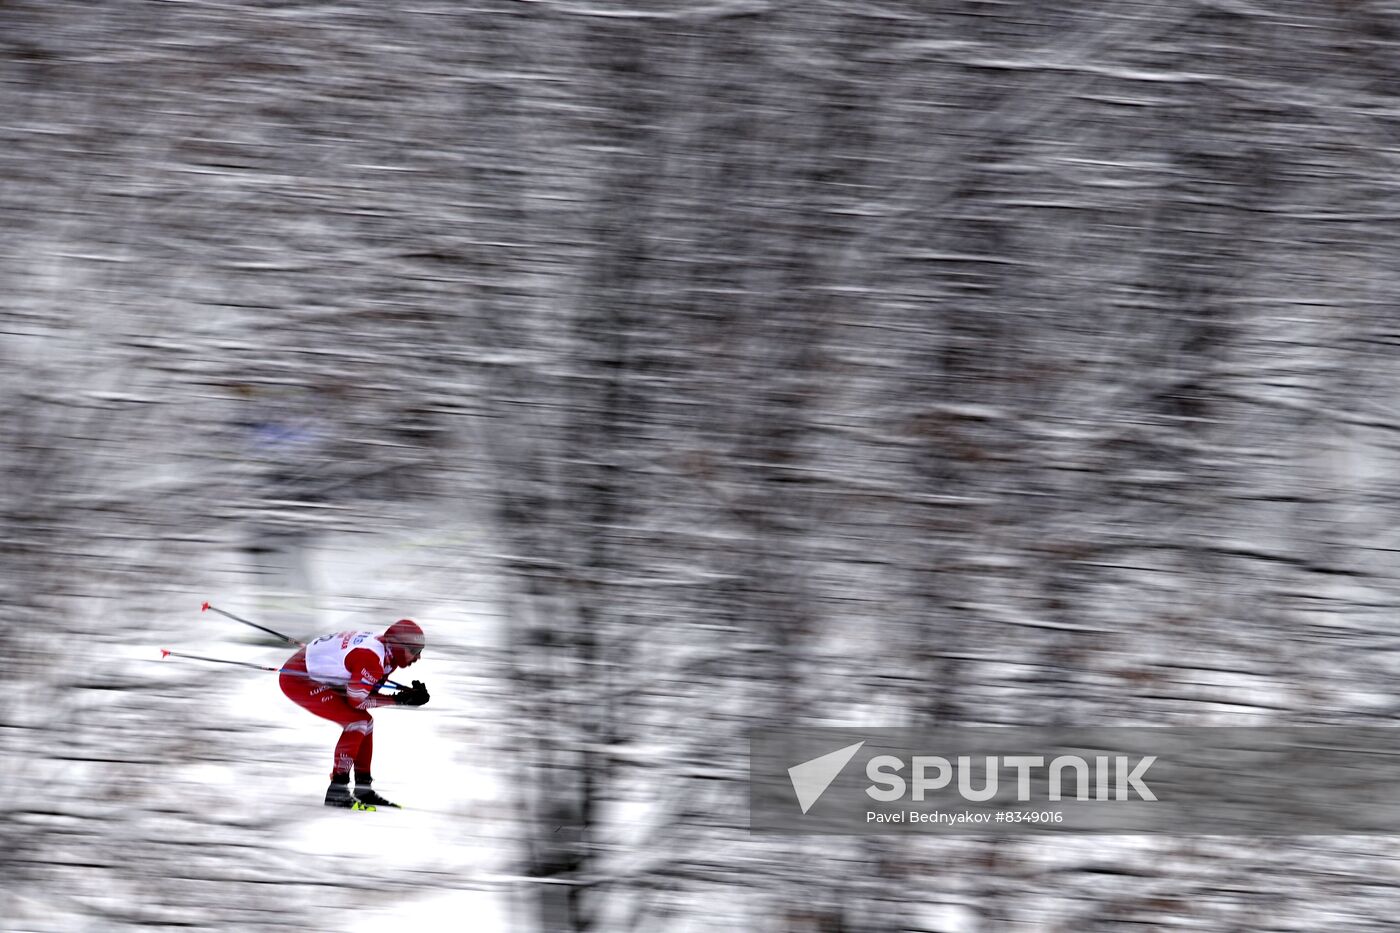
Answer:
383, 619, 426, 667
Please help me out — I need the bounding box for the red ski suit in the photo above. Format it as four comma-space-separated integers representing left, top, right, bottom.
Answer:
280, 631, 400, 779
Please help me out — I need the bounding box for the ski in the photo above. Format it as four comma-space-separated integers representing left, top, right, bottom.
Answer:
336, 801, 403, 811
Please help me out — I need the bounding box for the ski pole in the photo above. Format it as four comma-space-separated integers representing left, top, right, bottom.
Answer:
201, 601, 303, 646
197, 602, 411, 689
160, 648, 284, 673
159, 649, 409, 690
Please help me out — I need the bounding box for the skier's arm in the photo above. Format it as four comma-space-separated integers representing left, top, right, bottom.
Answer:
343, 647, 397, 710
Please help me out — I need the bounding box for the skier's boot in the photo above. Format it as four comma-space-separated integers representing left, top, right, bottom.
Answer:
354, 778, 402, 809
324, 777, 355, 809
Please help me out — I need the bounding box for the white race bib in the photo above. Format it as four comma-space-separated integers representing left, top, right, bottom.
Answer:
305, 630, 388, 685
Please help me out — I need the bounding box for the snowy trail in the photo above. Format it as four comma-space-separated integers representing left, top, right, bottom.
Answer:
189, 524, 521, 932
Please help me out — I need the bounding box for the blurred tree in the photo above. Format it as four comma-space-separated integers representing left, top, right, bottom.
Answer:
9, 0, 1400, 930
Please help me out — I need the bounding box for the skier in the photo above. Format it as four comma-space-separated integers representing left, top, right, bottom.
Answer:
279, 618, 430, 809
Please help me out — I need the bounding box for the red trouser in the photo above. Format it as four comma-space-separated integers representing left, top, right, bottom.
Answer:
280, 648, 373, 780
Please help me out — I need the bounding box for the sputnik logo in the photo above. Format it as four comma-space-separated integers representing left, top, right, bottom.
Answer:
788, 742, 865, 814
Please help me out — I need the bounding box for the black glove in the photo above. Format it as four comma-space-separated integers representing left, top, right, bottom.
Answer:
396, 680, 430, 707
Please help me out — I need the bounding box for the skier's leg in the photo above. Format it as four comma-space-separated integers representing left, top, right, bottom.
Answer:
354, 730, 373, 780
282, 678, 341, 715
279, 651, 347, 721
319, 711, 372, 808
279, 656, 377, 805
280, 659, 367, 741
333, 717, 373, 777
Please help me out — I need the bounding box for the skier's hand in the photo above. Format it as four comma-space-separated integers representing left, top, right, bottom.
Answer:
397, 680, 430, 707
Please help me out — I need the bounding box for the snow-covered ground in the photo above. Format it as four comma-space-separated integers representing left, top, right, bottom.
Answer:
52, 523, 526, 933
251, 530, 518, 932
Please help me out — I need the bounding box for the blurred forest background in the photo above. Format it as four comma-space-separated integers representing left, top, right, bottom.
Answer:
6, 0, 1400, 930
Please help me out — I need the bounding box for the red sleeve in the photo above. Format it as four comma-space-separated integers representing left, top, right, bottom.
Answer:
343, 647, 391, 710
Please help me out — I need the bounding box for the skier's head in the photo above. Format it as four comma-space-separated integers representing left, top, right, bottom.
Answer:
383, 619, 425, 667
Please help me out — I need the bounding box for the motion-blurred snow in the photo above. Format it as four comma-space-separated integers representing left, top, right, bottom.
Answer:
9, 1, 1400, 930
